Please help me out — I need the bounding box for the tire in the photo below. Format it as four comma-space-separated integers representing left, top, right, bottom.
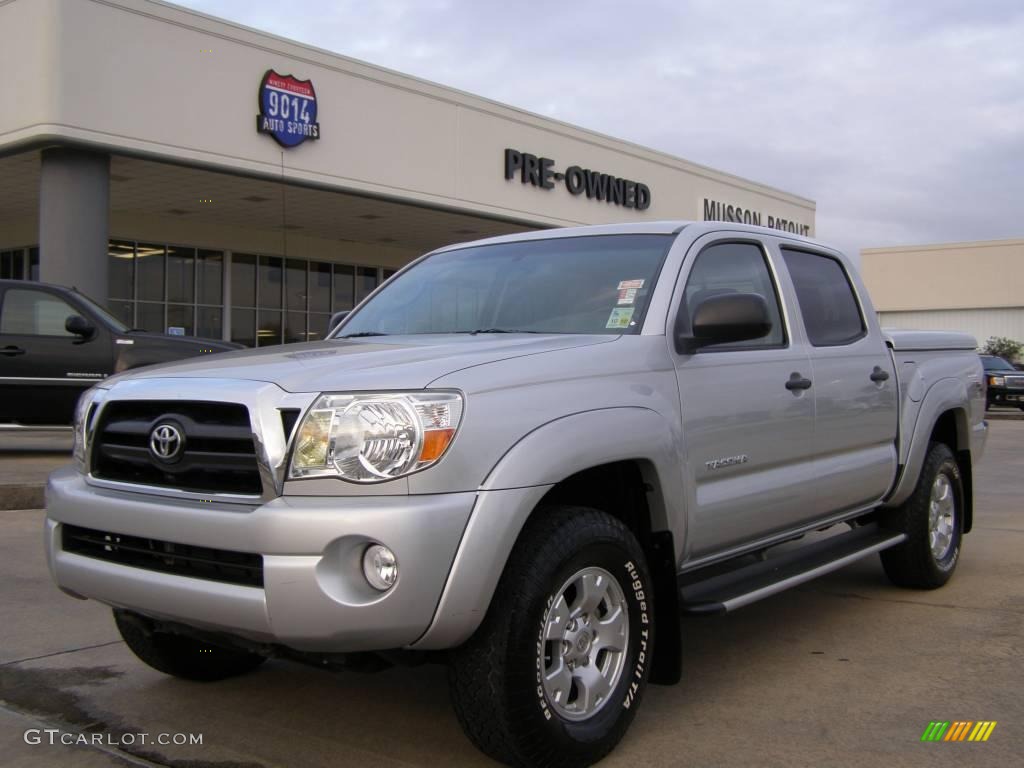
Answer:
448, 506, 654, 768
879, 442, 964, 589
114, 610, 266, 682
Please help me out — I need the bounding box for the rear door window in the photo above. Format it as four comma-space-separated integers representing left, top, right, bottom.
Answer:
781, 248, 865, 346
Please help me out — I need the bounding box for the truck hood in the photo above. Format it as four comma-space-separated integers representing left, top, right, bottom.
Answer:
122, 334, 617, 392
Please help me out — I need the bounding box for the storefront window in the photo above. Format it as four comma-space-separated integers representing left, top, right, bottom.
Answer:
108, 241, 135, 300
135, 243, 165, 302
0, 249, 25, 280
166, 246, 195, 304
100, 239, 384, 345
333, 265, 354, 311
356, 266, 379, 303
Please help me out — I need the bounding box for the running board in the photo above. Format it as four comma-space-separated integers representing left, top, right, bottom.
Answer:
679, 524, 906, 615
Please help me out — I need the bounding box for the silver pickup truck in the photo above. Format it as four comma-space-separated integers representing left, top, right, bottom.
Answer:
45, 222, 987, 767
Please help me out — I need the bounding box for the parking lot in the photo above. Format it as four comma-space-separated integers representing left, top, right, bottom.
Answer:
1, 422, 1020, 768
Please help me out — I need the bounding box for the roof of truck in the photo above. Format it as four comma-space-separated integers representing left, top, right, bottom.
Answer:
437, 220, 830, 253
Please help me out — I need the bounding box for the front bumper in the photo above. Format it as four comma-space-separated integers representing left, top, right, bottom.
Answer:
45, 467, 475, 652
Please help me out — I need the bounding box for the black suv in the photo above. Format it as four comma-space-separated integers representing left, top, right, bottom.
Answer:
981, 354, 1024, 410
0, 280, 241, 426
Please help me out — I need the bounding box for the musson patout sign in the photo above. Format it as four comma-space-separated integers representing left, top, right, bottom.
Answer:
257, 70, 320, 148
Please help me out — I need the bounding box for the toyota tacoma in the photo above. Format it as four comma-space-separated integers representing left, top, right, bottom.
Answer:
45, 222, 987, 767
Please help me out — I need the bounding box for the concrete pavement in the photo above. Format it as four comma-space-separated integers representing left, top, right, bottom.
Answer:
1, 423, 1021, 767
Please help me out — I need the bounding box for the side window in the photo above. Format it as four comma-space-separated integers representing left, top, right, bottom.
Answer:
0, 289, 77, 336
681, 241, 786, 349
781, 248, 865, 346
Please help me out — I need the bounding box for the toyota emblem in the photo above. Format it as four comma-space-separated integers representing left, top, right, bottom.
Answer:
149, 423, 184, 462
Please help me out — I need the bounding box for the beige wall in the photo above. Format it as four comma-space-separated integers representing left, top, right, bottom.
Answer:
861, 239, 1024, 312
0, 0, 814, 233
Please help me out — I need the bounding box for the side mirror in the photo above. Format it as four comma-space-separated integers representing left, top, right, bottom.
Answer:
65, 315, 96, 340
328, 310, 350, 334
675, 293, 772, 354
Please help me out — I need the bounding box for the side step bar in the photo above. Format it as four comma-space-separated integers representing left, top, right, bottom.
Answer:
679, 523, 906, 615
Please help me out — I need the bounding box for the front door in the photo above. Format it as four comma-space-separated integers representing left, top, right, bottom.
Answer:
0, 286, 112, 424
671, 237, 816, 561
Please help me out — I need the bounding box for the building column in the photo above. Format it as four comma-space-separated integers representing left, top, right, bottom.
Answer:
38, 148, 110, 302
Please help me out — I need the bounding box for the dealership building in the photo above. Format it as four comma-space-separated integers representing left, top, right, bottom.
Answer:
861, 239, 1024, 353
0, 0, 815, 346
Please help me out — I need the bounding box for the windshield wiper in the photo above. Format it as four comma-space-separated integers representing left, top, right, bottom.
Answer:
339, 331, 390, 338
466, 328, 543, 335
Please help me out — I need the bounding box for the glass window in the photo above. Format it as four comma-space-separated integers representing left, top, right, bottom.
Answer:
231, 308, 255, 347
356, 266, 379, 303
137, 302, 164, 334
257, 308, 282, 346
340, 235, 672, 336
166, 304, 194, 336
29, 248, 39, 281
231, 254, 257, 308
680, 242, 785, 349
309, 262, 331, 313
197, 306, 222, 339
197, 250, 223, 306
333, 265, 354, 311
781, 248, 865, 346
382, 268, 398, 281
135, 243, 165, 302
259, 256, 283, 309
284, 310, 307, 344
285, 258, 307, 312
308, 312, 330, 341
0, 289, 78, 336
167, 246, 195, 304
1, 249, 24, 280
108, 241, 135, 299
108, 300, 134, 327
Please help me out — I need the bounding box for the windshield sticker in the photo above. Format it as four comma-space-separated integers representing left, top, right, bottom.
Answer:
606, 307, 635, 329
616, 279, 644, 306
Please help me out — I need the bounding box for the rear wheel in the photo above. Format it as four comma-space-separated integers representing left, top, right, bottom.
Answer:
880, 442, 963, 588
114, 610, 266, 682
448, 506, 654, 768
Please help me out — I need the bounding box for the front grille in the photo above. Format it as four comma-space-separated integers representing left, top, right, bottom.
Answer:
62, 524, 264, 587
1005, 375, 1024, 390
91, 400, 262, 495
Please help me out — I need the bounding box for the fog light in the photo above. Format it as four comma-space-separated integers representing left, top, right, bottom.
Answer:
362, 544, 398, 591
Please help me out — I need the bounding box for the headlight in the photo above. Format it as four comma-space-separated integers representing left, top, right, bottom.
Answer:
288, 391, 464, 482
989, 375, 1005, 387
71, 386, 105, 470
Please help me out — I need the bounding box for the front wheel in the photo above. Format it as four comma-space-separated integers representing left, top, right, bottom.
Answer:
880, 442, 964, 588
449, 506, 655, 768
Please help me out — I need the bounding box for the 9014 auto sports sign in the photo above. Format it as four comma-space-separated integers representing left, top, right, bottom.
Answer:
257, 70, 320, 148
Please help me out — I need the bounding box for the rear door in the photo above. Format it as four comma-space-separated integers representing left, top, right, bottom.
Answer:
670, 235, 816, 560
778, 246, 898, 515
0, 285, 113, 425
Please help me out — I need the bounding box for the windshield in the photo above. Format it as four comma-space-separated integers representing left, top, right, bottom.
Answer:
336, 234, 674, 337
74, 291, 129, 333
982, 355, 1015, 371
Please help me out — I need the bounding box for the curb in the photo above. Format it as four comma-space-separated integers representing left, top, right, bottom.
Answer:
0, 484, 44, 511
986, 411, 1024, 422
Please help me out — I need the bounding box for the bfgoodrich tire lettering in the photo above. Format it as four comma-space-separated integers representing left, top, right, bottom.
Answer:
880, 441, 964, 589
449, 506, 654, 768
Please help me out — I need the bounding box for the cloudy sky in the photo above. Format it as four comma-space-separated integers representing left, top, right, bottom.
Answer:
179, 0, 1023, 256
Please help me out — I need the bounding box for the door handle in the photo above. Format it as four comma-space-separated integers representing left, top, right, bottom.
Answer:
0, 345, 25, 357
785, 372, 812, 391
870, 366, 890, 383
